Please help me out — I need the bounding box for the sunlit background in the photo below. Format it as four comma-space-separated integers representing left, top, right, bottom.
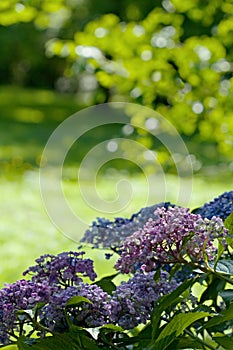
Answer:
0, 0, 232, 286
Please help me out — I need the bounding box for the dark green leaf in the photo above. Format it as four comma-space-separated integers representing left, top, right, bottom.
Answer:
191, 207, 200, 214
224, 212, 233, 247
151, 277, 198, 340
18, 328, 102, 350
95, 273, 117, 294
214, 240, 226, 268
219, 290, 233, 306
148, 312, 210, 350
100, 324, 123, 332
209, 260, 233, 275
166, 336, 204, 350
213, 335, 233, 350
224, 211, 233, 235
153, 268, 161, 282
200, 275, 225, 303
203, 302, 233, 329
65, 296, 92, 308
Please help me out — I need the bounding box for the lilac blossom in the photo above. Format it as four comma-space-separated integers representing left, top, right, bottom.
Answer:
0, 279, 52, 345
23, 251, 97, 287
195, 191, 233, 220
108, 271, 179, 329
80, 202, 175, 250
44, 271, 179, 331
115, 207, 229, 274
44, 283, 110, 330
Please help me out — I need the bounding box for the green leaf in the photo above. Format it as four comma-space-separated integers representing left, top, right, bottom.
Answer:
98, 324, 125, 348
100, 324, 123, 332
65, 296, 92, 308
151, 277, 198, 340
214, 240, 226, 268
191, 207, 200, 214
224, 212, 233, 247
209, 260, 233, 275
133, 324, 153, 349
17, 328, 102, 350
200, 275, 226, 303
166, 336, 204, 350
203, 302, 233, 329
95, 273, 117, 295
213, 335, 233, 350
224, 211, 233, 235
219, 289, 233, 306
153, 268, 161, 282
148, 312, 210, 350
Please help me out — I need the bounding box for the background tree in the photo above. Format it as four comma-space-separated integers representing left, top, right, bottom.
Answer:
0, 0, 232, 172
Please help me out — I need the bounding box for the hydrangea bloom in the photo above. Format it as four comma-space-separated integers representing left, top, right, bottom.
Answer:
109, 271, 179, 329
43, 271, 180, 331
115, 207, 228, 274
23, 251, 97, 287
44, 283, 110, 331
195, 191, 233, 220
80, 202, 174, 250
0, 280, 52, 345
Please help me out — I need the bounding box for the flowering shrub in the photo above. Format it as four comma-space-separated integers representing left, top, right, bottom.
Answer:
195, 191, 233, 220
0, 191, 233, 350
115, 207, 228, 273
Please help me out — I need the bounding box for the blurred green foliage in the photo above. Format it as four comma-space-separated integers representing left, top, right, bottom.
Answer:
0, 0, 233, 172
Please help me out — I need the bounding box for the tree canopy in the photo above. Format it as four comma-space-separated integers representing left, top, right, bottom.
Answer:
0, 0, 232, 172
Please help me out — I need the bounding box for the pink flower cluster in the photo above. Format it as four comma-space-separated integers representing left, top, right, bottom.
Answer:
115, 207, 228, 273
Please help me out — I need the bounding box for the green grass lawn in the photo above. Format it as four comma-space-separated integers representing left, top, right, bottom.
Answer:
0, 170, 232, 287
0, 85, 232, 287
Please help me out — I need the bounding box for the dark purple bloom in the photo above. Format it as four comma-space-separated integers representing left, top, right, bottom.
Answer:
115, 207, 228, 274
44, 283, 110, 330
195, 191, 233, 220
80, 202, 175, 250
44, 270, 179, 332
108, 271, 179, 329
0, 279, 52, 345
23, 251, 97, 287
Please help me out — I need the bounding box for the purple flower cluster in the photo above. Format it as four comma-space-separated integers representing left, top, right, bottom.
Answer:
108, 271, 179, 329
44, 270, 179, 331
44, 283, 110, 330
0, 279, 52, 345
0, 265, 180, 344
1, 193, 231, 346
115, 207, 228, 273
80, 202, 174, 250
23, 251, 97, 287
195, 191, 233, 220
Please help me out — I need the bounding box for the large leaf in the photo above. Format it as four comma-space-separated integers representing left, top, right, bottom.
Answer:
65, 295, 92, 308
209, 260, 233, 275
151, 277, 198, 340
18, 335, 81, 350
95, 273, 117, 295
147, 312, 210, 350
99, 324, 123, 332
17, 328, 102, 350
224, 211, 233, 235
219, 289, 233, 306
203, 302, 233, 330
200, 275, 225, 303
166, 337, 205, 350
213, 335, 233, 350
224, 212, 233, 247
